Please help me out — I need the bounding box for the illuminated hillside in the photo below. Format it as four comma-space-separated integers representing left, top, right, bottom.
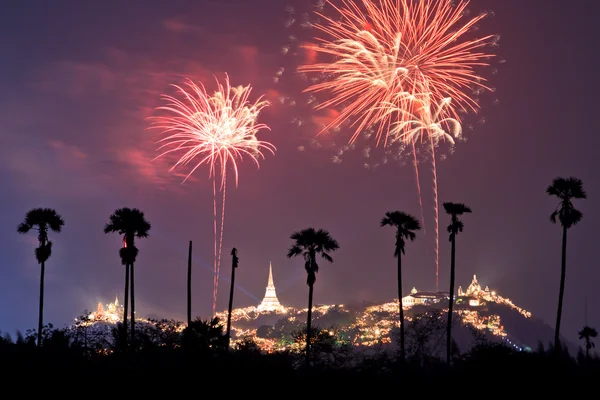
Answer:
216, 274, 536, 353
75, 273, 554, 355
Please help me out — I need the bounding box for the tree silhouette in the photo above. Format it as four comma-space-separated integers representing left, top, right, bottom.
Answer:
226, 247, 239, 347
104, 207, 151, 352
287, 227, 339, 366
17, 208, 65, 347
578, 326, 597, 359
547, 176, 586, 354
182, 317, 227, 353
443, 201, 471, 365
380, 210, 421, 362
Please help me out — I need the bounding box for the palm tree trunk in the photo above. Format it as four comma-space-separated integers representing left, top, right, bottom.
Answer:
226, 260, 236, 348
123, 263, 129, 352
397, 248, 405, 362
306, 282, 314, 366
38, 260, 45, 348
130, 261, 136, 351
446, 235, 456, 365
586, 341, 590, 359
187, 240, 192, 327
554, 225, 568, 355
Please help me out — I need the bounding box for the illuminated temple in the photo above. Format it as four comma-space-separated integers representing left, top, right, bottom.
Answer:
88, 296, 124, 323
256, 262, 287, 313
401, 287, 448, 308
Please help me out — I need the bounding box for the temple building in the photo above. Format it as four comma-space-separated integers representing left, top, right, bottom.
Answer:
458, 275, 498, 306
458, 275, 493, 297
256, 262, 287, 313
402, 287, 448, 308
89, 296, 123, 323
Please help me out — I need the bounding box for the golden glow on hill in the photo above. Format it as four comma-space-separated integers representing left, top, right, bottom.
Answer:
217, 275, 531, 352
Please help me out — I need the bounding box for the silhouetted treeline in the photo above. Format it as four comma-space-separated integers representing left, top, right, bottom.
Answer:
0, 316, 597, 392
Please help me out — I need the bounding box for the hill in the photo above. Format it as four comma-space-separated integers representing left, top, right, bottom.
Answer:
215, 274, 576, 355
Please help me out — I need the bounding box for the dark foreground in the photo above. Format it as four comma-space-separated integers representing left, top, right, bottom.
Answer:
1, 341, 598, 395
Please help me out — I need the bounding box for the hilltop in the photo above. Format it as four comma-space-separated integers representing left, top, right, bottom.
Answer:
74, 273, 576, 356
215, 274, 575, 355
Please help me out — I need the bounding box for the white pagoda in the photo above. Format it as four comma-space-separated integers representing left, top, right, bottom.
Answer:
257, 262, 287, 313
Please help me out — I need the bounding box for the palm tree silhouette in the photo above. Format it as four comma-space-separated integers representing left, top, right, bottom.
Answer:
578, 326, 597, 359
381, 211, 421, 362
182, 317, 227, 352
17, 208, 65, 347
547, 176, 586, 353
104, 208, 151, 351
443, 201, 471, 365
287, 227, 339, 366
226, 247, 239, 347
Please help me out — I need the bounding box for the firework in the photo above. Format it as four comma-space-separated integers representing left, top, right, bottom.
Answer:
149, 74, 275, 315
299, 0, 494, 144
383, 94, 462, 145
299, 0, 495, 289
385, 93, 462, 287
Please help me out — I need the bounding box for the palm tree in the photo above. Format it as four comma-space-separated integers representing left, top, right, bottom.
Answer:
226, 247, 239, 347
287, 228, 339, 365
578, 326, 597, 359
17, 208, 65, 347
182, 317, 227, 352
443, 201, 471, 365
104, 208, 151, 351
547, 176, 586, 353
380, 211, 421, 362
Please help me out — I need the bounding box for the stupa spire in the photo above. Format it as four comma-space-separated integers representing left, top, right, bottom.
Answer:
268, 262, 274, 287
257, 262, 286, 313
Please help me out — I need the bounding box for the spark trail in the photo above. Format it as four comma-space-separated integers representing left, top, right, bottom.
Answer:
299, 0, 495, 288
429, 136, 439, 290
149, 75, 275, 316
411, 141, 425, 232
383, 93, 462, 290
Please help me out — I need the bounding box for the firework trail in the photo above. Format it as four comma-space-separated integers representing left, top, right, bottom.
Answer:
410, 141, 425, 231
382, 94, 462, 290
149, 75, 275, 315
299, 0, 495, 289
430, 140, 439, 289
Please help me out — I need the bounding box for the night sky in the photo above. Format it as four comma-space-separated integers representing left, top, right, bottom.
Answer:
1, 0, 598, 345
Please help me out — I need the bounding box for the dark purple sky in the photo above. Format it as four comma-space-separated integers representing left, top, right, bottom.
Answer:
1, 0, 598, 345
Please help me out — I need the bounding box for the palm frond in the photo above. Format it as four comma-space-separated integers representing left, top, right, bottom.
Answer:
381, 210, 421, 257
547, 176, 586, 229
104, 207, 152, 238
287, 245, 302, 258
17, 222, 30, 234
547, 176, 587, 200
288, 227, 339, 287
18, 208, 64, 233
549, 210, 558, 224
35, 241, 53, 264
119, 245, 139, 265
443, 202, 472, 215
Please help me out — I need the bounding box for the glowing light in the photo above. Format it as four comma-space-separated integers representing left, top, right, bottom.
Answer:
149, 75, 275, 315
299, 0, 495, 144
383, 94, 462, 145
219, 276, 530, 352
299, 0, 496, 289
